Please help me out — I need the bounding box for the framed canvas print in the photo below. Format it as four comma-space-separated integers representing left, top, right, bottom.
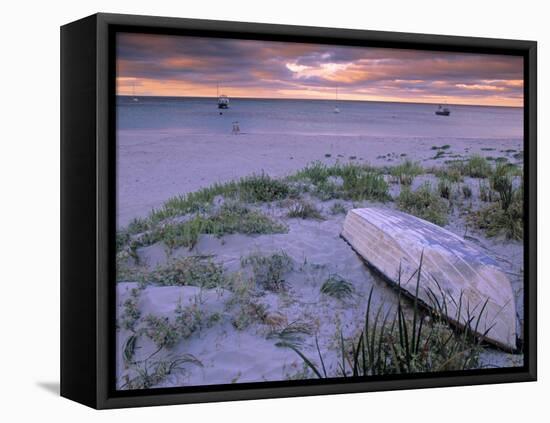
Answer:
60, 13, 537, 409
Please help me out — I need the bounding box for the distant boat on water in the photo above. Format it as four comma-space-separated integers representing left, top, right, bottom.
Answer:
131, 81, 139, 102
333, 86, 340, 114
435, 104, 450, 116
217, 83, 229, 109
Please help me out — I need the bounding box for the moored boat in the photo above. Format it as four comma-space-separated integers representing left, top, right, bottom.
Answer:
435, 104, 450, 116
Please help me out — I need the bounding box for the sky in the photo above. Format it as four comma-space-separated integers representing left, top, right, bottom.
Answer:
116, 33, 524, 107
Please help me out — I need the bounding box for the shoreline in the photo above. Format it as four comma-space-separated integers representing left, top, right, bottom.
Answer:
117, 131, 523, 228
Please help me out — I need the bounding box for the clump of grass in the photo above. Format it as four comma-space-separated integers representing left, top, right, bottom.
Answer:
490, 163, 514, 211
147, 203, 287, 251
231, 301, 268, 330
286, 255, 487, 378
268, 320, 316, 348
287, 200, 324, 220
143, 315, 180, 349
330, 202, 347, 215
320, 274, 354, 300
470, 202, 523, 240
465, 155, 492, 178
174, 299, 208, 338
126, 217, 150, 235
238, 173, 291, 203
390, 160, 423, 186
140, 296, 213, 350
434, 165, 463, 183
291, 162, 390, 202
437, 178, 452, 200
148, 256, 225, 288
120, 287, 142, 331
148, 174, 291, 223
120, 354, 202, 390
462, 184, 472, 198
470, 165, 523, 239
241, 251, 294, 291
479, 180, 495, 202
397, 183, 448, 226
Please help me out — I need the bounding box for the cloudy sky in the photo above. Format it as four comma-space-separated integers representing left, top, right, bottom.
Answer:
116, 33, 523, 107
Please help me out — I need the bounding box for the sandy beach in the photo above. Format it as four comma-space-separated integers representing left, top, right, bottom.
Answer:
116, 121, 524, 389
117, 129, 523, 227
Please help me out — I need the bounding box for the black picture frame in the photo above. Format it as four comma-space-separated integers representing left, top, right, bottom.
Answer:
60, 12, 537, 409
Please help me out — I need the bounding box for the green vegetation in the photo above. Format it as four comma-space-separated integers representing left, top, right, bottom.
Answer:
397, 183, 448, 226
287, 200, 324, 220
291, 161, 390, 201
320, 274, 354, 300
390, 160, 423, 185
241, 251, 294, 292
225, 272, 269, 330
143, 315, 180, 349
433, 164, 463, 183
286, 256, 486, 377
120, 354, 202, 390
491, 164, 514, 210
146, 203, 287, 251
437, 178, 452, 200
330, 202, 347, 215
478, 180, 495, 202
462, 185, 472, 199
268, 320, 316, 348
231, 301, 268, 330
470, 164, 523, 240
148, 256, 225, 288
120, 287, 142, 331
149, 173, 291, 223
465, 155, 492, 178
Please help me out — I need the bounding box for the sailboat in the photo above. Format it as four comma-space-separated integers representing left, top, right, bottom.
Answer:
333, 86, 340, 114
131, 81, 139, 102
217, 83, 229, 109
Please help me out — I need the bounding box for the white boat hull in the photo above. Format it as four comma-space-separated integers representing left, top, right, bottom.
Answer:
341, 207, 517, 351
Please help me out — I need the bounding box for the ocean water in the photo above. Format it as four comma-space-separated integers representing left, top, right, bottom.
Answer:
117, 96, 523, 140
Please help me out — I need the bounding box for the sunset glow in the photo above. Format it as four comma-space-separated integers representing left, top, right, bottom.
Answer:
117, 33, 523, 107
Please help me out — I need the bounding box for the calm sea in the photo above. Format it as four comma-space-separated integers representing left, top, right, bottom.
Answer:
117, 96, 523, 140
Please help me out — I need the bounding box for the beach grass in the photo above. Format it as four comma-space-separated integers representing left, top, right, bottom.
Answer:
149, 173, 292, 223
470, 165, 523, 240
397, 183, 448, 226
320, 274, 354, 300
145, 203, 288, 251
437, 178, 453, 200
465, 155, 492, 178
241, 251, 294, 292
287, 200, 324, 220
330, 202, 347, 215
390, 159, 423, 185
290, 161, 390, 201
286, 258, 486, 377
269, 320, 316, 348
148, 256, 226, 288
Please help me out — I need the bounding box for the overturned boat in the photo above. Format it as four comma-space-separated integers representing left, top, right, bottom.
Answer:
341, 207, 517, 351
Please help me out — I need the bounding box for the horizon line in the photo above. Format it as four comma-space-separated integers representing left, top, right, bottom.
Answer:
117, 94, 522, 109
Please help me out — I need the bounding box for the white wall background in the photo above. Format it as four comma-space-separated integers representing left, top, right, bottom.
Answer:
0, 0, 546, 421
